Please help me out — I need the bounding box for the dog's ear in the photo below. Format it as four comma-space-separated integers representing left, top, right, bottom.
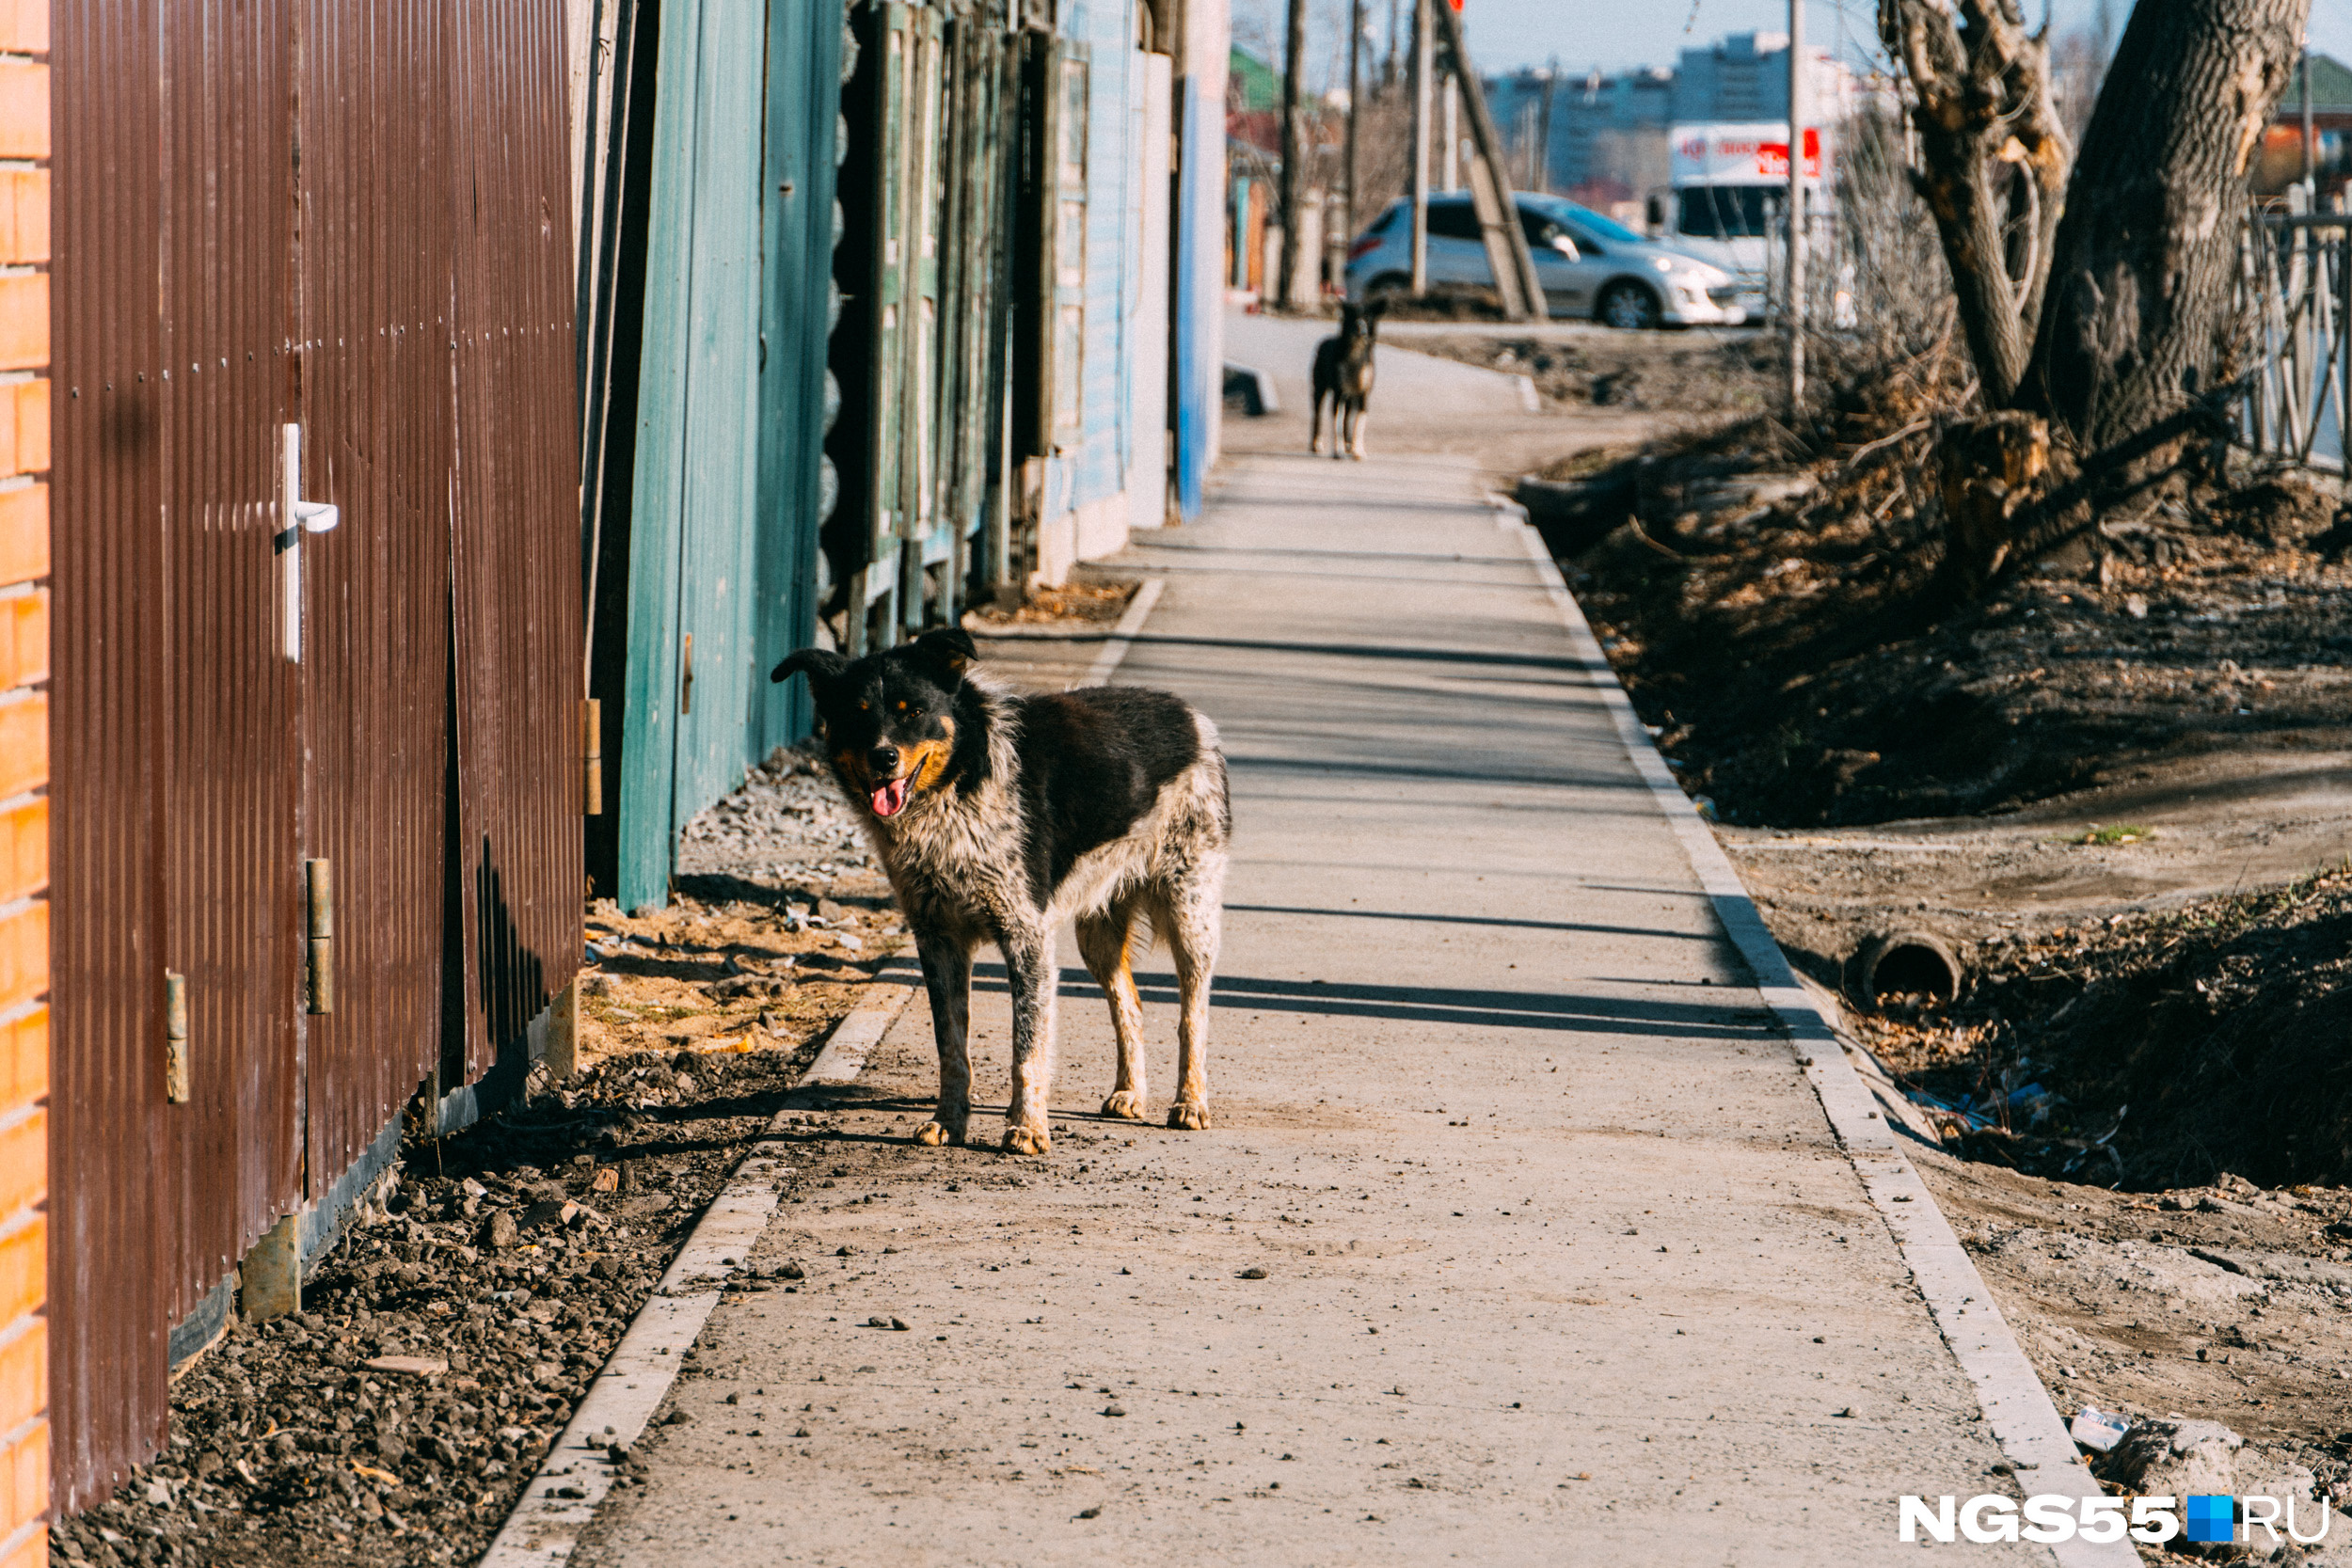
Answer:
771, 647, 849, 688
912, 626, 978, 679
1361, 296, 1387, 324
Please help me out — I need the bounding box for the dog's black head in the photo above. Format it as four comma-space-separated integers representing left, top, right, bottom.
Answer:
1339, 299, 1384, 341
771, 628, 983, 820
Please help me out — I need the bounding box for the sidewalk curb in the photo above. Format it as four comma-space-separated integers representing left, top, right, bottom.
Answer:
1503, 504, 2133, 1568
1072, 576, 1165, 689
475, 972, 920, 1567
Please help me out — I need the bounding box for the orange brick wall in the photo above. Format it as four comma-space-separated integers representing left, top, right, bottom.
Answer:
0, 6, 43, 1560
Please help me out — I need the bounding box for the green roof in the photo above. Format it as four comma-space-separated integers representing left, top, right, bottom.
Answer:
2282, 53, 2352, 115
1230, 47, 1281, 113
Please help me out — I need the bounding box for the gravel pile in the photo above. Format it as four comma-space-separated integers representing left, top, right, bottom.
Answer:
675, 748, 877, 889
52, 1048, 820, 1568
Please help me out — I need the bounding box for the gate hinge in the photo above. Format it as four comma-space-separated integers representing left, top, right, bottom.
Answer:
164, 971, 189, 1103
305, 859, 334, 1015
583, 697, 603, 816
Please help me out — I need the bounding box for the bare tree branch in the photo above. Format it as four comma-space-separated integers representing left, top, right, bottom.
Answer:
1877, 0, 2072, 407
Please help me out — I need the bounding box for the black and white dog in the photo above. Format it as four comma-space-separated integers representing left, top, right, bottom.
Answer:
771, 628, 1230, 1155
1311, 299, 1382, 460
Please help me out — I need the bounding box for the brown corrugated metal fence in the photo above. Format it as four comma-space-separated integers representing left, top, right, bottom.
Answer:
52, 0, 181, 1502
50, 0, 580, 1511
445, 0, 584, 1087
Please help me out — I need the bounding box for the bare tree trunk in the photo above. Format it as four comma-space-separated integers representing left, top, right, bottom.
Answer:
1279, 0, 1310, 310
2023, 0, 2309, 451
1877, 0, 2070, 407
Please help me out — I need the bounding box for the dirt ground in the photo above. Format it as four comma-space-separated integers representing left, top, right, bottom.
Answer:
54, 755, 912, 1568
1401, 324, 1781, 415
1536, 400, 2352, 1554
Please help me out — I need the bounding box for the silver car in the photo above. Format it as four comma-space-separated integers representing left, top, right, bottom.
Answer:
1343, 193, 1745, 329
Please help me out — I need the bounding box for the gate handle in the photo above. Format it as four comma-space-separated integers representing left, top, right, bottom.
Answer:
279, 425, 338, 661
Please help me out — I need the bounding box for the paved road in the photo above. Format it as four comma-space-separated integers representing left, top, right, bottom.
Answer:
580, 384, 2052, 1563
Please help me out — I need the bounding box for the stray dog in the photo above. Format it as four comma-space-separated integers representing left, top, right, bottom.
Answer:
1310, 300, 1382, 460
771, 628, 1230, 1154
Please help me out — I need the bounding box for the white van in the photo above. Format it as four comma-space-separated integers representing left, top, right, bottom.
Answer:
1646, 121, 1829, 320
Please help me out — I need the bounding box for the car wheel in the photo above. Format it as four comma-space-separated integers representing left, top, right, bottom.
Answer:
1597, 281, 1661, 331
1363, 271, 1413, 304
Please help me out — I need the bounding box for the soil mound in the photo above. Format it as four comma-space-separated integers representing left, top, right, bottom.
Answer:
1867, 867, 2352, 1191
1549, 423, 2352, 827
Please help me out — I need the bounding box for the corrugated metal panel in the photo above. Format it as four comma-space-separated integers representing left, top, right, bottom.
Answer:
155, 0, 303, 1318
445, 0, 584, 1078
1172, 59, 1224, 518
294, 0, 456, 1196
755, 0, 841, 752
937, 13, 1009, 597
1073, 0, 1130, 508
51, 0, 178, 1512
612, 0, 770, 913
51, 0, 583, 1506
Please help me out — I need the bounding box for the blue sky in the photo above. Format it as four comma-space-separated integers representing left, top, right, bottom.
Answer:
1248, 0, 2352, 80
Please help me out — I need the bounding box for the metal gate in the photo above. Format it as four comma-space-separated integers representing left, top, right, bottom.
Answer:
51, 0, 581, 1507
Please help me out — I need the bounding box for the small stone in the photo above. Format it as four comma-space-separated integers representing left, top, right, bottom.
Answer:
780, 1260, 806, 1280
663, 1411, 691, 1426
1238, 1267, 1267, 1280
364, 1354, 449, 1378
1077, 1506, 1102, 1519
479, 1212, 519, 1250
725, 1392, 740, 1405
1103, 1404, 1126, 1418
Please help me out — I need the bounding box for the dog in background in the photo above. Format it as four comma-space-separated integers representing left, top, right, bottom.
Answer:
1311, 300, 1382, 460
771, 629, 1231, 1154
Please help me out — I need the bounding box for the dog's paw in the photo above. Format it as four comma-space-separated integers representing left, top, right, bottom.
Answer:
1100, 1090, 1148, 1121
1167, 1101, 1213, 1132
1002, 1123, 1053, 1157
913, 1120, 966, 1148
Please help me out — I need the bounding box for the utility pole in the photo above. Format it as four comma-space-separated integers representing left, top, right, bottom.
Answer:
2302, 38, 2315, 196
1410, 0, 1430, 292
1536, 56, 1558, 196
1786, 0, 1806, 415
1442, 72, 1459, 190
1347, 0, 1363, 248
1279, 0, 1309, 311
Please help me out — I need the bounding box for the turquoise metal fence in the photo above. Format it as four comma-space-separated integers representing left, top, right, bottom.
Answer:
593, 0, 839, 911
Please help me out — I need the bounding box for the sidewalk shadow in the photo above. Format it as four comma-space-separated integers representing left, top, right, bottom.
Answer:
971, 964, 1773, 1041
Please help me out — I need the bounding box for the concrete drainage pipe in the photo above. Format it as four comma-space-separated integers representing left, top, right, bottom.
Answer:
1853, 930, 1963, 1010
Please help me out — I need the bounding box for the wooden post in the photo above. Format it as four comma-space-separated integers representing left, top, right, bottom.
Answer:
1278, 0, 1308, 310
1345, 0, 1362, 247
545, 976, 581, 1081
1410, 0, 1429, 293
1787, 0, 1806, 414
245, 1213, 302, 1323
1430, 0, 1543, 320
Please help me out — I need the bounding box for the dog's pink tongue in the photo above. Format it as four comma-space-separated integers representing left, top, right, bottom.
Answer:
871, 776, 911, 817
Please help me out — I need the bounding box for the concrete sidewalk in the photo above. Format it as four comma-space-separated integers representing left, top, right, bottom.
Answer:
579, 418, 2079, 1564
